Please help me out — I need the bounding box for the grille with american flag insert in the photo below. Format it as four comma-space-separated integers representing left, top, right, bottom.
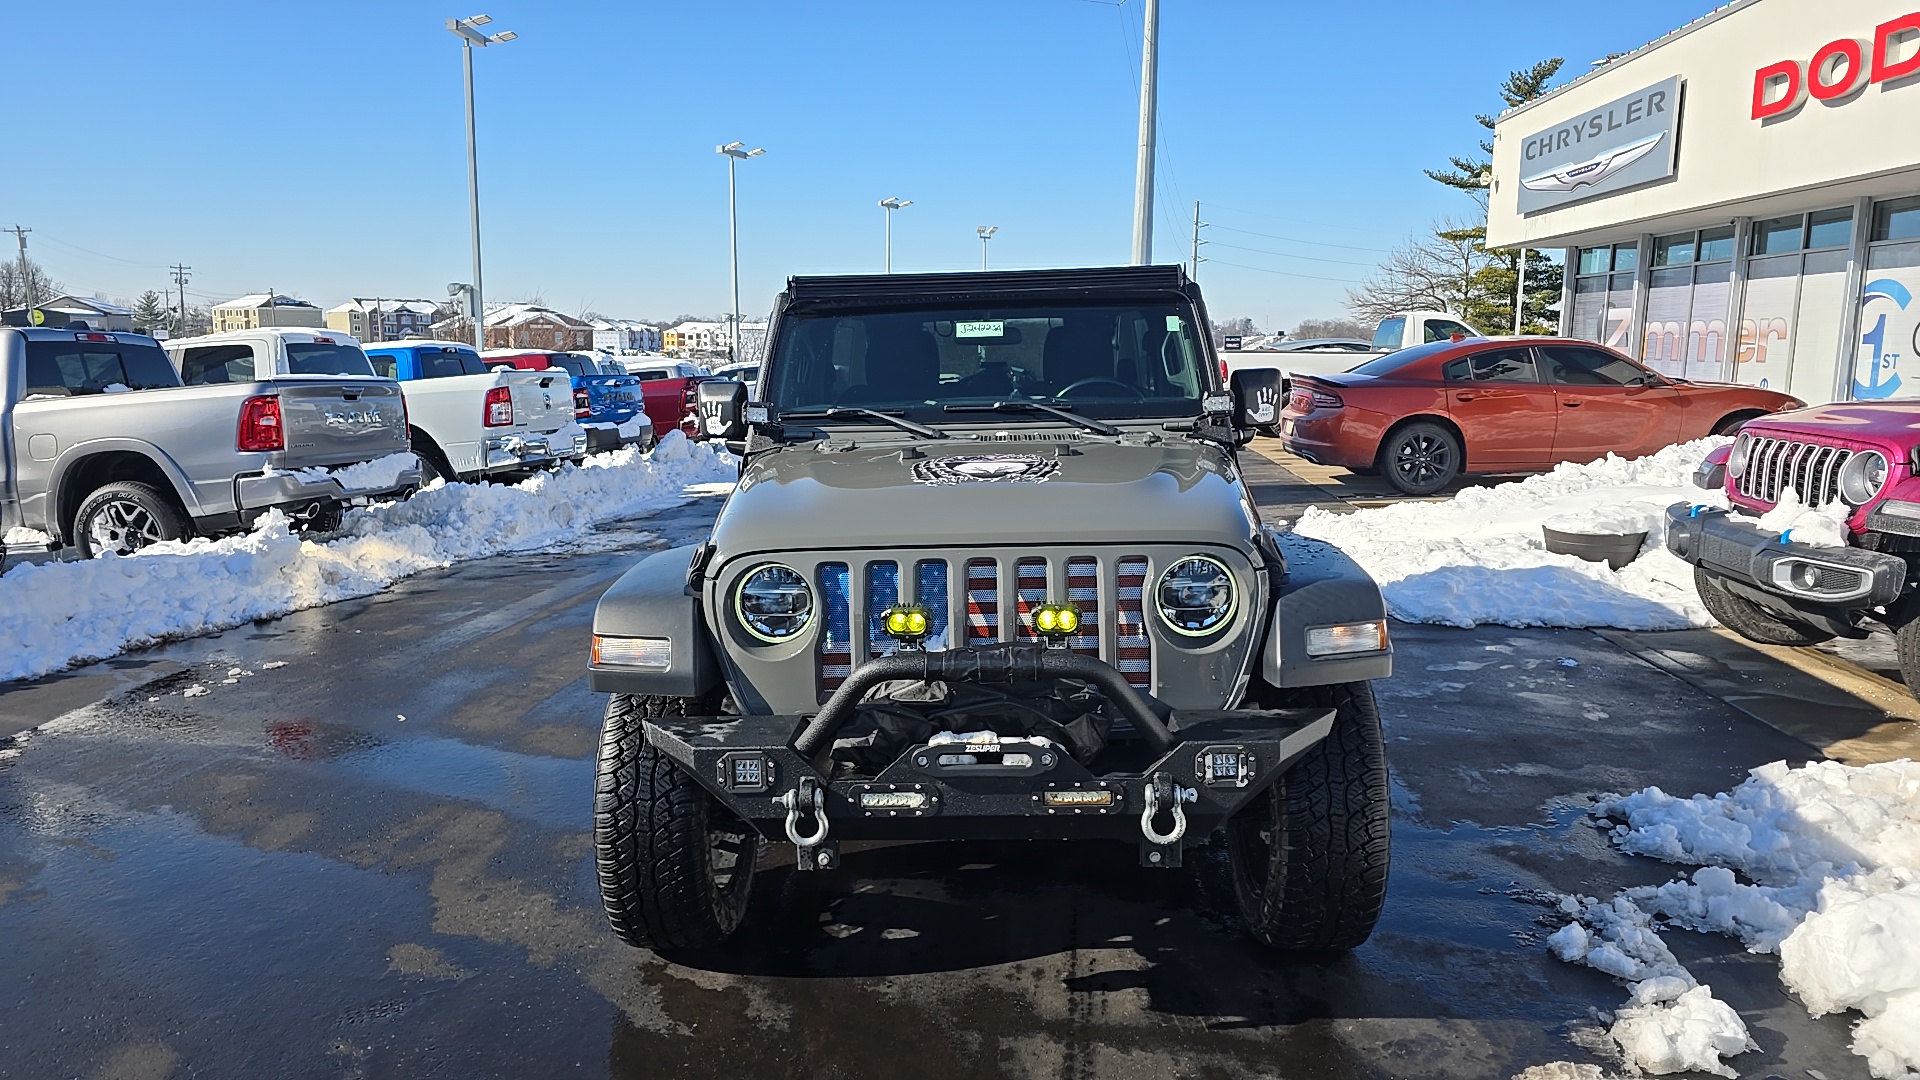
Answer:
1015, 558, 1047, 640
967, 559, 998, 642
812, 553, 1157, 700
1115, 557, 1151, 690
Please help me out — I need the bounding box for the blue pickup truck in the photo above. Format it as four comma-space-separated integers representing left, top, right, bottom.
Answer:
481, 349, 650, 454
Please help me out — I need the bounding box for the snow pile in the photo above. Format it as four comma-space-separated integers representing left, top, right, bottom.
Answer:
266, 451, 421, 493
1753, 488, 1849, 548
1292, 438, 1728, 630
1547, 896, 1753, 1076
0, 433, 735, 683
1554, 759, 1920, 1079
4, 526, 52, 548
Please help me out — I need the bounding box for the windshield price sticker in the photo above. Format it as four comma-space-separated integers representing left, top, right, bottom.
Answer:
1166, 315, 1182, 331
956, 321, 1005, 339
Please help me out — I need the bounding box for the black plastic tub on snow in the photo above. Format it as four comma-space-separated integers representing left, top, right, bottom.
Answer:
1542, 527, 1648, 571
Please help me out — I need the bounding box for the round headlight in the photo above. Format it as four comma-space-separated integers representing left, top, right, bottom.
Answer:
1727, 433, 1751, 480
1840, 450, 1889, 506
1156, 556, 1236, 636
735, 563, 813, 642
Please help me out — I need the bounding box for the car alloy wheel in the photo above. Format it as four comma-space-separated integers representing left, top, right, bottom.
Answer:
1394, 434, 1451, 487
85, 498, 168, 556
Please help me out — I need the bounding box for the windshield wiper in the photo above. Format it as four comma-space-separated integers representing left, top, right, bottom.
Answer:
943, 401, 1122, 437
778, 407, 949, 440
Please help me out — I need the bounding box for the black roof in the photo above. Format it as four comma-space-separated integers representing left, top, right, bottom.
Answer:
782, 265, 1195, 309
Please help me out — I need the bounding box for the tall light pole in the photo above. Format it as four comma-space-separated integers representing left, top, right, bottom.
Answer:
1130, 0, 1161, 265
977, 225, 998, 271
718, 142, 765, 362
879, 197, 912, 273
446, 14, 517, 350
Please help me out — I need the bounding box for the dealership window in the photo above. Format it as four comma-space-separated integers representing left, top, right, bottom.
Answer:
1641, 226, 1735, 380
1570, 243, 1640, 351
1735, 208, 1853, 399
1855, 196, 1920, 401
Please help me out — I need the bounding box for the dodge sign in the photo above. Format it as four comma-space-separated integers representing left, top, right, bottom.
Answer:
1516, 76, 1683, 214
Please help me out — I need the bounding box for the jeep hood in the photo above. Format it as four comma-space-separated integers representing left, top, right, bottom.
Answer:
709, 440, 1261, 556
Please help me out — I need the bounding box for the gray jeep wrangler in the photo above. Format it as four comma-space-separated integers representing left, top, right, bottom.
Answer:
589, 266, 1393, 951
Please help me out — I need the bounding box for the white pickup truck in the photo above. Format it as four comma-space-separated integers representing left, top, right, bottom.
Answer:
166, 331, 583, 486
1222, 311, 1484, 385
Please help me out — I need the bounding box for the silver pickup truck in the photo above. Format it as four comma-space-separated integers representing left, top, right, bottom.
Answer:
1, 325, 421, 559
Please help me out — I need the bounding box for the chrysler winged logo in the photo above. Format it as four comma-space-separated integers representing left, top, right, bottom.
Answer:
912, 454, 1060, 486
1521, 132, 1664, 195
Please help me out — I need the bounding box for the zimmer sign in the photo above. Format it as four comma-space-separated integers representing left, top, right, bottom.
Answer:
1516, 77, 1683, 214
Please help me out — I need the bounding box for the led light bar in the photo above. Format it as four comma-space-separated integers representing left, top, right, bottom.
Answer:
1042, 790, 1114, 807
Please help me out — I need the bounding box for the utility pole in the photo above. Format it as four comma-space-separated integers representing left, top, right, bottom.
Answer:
1513, 248, 1528, 334
170, 264, 193, 333
977, 225, 998, 271
1129, 0, 1161, 266
6, 226, 33, 311
1189, 201, 1206, 279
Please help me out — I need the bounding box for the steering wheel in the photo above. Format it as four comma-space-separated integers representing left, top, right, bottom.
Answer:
1055, 377, 1146, 401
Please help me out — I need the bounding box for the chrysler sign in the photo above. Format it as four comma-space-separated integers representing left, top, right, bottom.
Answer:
1516, 76, 1682, 214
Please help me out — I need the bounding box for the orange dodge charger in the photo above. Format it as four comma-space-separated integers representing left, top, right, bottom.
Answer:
1277, 337, 1803, 496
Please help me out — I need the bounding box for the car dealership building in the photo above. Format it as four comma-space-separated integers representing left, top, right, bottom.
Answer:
1488, 0, 1920, 404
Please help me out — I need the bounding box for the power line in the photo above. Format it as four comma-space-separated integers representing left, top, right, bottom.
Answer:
1203, 201, 1408, 238
1199, 257, 1365, 285
1208, 223, 1395, 254
1204, 239, 1379, 268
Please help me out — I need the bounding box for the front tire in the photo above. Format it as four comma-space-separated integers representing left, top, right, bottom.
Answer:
73, 481, 189, 558
1226, 681, 1391, 951
1694, 566, 1835, 646
594, 692, 759, 950
1378, 421, 1461, 496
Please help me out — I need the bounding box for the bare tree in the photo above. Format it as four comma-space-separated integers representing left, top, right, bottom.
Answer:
1289, 317, 1371, 340
1344, 222, 1494, 324
0, 257, 63, 310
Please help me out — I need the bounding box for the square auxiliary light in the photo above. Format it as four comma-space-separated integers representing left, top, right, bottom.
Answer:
591, 635, 671, 670
1032, 603, 1082, 637
1304, 621, 1388, 657
882, 605, 932, 644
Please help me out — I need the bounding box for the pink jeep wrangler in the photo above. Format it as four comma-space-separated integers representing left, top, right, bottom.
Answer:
1667, 403, 1920, 692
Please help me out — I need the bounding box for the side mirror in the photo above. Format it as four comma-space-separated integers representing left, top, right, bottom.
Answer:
695, 379, 747, 439
1229, 367, 1283, 439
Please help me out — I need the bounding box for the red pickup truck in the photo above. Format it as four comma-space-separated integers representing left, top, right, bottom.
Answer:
621, 359, 709, 439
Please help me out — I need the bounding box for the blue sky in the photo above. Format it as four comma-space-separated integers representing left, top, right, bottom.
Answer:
8, 0, 1721, 332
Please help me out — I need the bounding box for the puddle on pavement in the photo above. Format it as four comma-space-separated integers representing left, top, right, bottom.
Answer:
334, 734, 590, 832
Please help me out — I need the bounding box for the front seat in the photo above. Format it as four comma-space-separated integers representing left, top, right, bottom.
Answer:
840, 321, 940, 404
1043, 320, 1121, 393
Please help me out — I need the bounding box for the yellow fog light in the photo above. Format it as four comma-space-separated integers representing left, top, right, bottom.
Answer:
1033, 603, 1081, 637
882, 605, 932, 643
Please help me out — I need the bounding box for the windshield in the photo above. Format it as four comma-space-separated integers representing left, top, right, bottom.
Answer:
286, 342, 376, 377
766, 301, 1209, 423
550, 355, 593, 377
1369, 318, 1404, 351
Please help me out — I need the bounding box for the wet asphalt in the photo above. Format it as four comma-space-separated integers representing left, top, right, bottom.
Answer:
0, 492, 1875, 1080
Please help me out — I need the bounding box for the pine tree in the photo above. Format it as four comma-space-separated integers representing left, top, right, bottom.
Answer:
133, 290, 168, 334
1424, 58, 1567, 335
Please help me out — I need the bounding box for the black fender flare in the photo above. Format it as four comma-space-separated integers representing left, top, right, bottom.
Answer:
1263, 533, 1394, 688
589, 544, 724, 698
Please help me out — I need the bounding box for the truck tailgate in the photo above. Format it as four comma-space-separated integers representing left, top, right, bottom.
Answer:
503, 370, 573, 432
274, 378, 410, 468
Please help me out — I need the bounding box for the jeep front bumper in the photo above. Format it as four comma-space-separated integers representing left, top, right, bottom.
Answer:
640, 643, 1337, 869
1664, 503, 1905, 608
